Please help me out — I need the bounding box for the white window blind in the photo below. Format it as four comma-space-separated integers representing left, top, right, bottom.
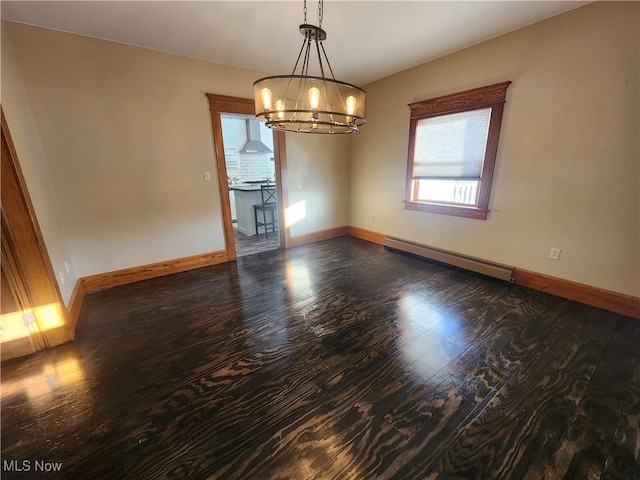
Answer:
413, 107, 492, 180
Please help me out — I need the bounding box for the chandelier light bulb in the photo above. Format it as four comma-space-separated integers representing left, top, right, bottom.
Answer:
346, 96, 356, 116
275, 100, 285, 119
346, 95, 356, 123
261, 88, 272, 111
309, 87, 320, 110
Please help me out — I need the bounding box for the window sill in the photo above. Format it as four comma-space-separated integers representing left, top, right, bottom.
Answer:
404, 201, 488, 220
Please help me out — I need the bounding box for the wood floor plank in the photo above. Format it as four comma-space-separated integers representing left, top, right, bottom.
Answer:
421, 302, 617, 479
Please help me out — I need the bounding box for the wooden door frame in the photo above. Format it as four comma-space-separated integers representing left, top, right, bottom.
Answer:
1, 110, 72, 359
1, 211, 46, 358
206, 94, 290, 261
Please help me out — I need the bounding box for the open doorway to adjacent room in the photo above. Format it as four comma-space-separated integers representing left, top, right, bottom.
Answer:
207, 94, 287, 261
222, 113, 280, 257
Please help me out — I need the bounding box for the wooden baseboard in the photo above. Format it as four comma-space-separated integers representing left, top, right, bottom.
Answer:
82, 250, 229, 294
513, 268, 639, 320
289, 226, 348, 248
347, 226, 386, 245
66, 278, 86, 337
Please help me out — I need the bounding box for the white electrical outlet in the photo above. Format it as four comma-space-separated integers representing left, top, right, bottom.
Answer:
549, 247, 561, 260
203, 171, 211, 181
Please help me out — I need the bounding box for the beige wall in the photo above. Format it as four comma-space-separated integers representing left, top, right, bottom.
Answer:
350, 1, 639, 296
286, 133, 350, 236
4, 22, 349, 281
1, 27, 77, 304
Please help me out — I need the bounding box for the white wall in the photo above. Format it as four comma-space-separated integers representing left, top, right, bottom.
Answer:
350, 2, 639, 296
1, 27, 77, 304
5, 22, 350, 279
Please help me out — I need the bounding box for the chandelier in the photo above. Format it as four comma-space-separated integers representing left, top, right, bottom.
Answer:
253, 0, 366, 134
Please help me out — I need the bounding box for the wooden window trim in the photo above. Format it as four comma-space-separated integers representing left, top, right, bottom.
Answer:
404, 82, 511, 220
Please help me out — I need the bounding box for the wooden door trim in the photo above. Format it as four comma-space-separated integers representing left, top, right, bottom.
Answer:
1, 110, 72, 355
206, 94, 288, 259
273, 130, 290, 248
1, 213, 45, 356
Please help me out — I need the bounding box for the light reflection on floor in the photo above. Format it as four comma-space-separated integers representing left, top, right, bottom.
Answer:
285, 258, 315, 302
1, 355, 85, 402
398, 291, 467, 381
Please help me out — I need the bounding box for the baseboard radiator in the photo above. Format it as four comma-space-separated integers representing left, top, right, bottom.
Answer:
384, 236, 514, 282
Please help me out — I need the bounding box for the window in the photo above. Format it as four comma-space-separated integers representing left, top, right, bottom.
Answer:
405, 82, 510, 220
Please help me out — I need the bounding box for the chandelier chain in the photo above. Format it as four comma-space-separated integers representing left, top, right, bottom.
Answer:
303, 0, 324, 27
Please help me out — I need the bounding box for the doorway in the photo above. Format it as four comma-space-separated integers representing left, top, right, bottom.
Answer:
207, 94, 289, 261
222, 113, 279, 257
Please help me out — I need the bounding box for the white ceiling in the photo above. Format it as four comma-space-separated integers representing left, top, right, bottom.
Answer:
1, 1, 590, 86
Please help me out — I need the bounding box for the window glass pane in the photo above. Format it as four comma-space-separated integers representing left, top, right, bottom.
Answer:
413, 108, 491, 179
415, 179, 479, 205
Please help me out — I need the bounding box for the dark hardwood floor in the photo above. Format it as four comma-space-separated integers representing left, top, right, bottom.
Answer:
233, 226, 279, 257
1, 237, 639, 479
